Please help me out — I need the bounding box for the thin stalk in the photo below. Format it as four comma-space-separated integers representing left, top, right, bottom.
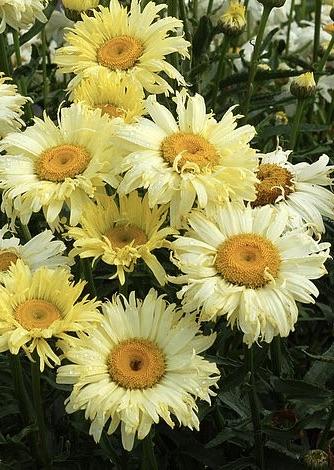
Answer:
243, 5, 272, 119
193, 0, 198, 20
289, 99, 305, 149
10, 354, 34, 424
313, 0, 322, 63
211, 36, 230, 110
31, 355, 51, 468
41, 29, 48, 110
207, 0, 214, 15
270, 336, 282, 377
80, 258, 97, 298
317, 34, 334, 73
285, 0, 295, 56
20, 223, 32, 242
246, 347, 265, 470
318, 403, 334, 449
178, 0, 191, 45
141, 432, 159, 470
0, 33, 11, 76
12, 30, 22, 67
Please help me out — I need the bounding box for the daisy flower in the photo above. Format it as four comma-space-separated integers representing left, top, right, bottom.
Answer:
0, 0, 47, 33
0, 225, 71, 282
253, 147, 334, 233
115, 91, 258, 227
0, 103, 119, 227
171, 205, 330, 346
66, 191, 176, 285
55, 0, 190, 96
57, 289, 219, 451
73, 70, 145, 123
62, 0, 99, 13
0, 261, 101, 371
0, 74, 30, 138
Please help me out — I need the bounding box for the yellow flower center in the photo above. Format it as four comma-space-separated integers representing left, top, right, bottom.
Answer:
15, 299, 61, 330
107, 338, 166, 389
97, 36, 144, 71
252, 163, 294, 206
96, 103, 126, 119
161, 133, 220, 170
215, 233, 281, 288
36, 144, 91, 182
0, 251, 19, 271
105, 224, 147, 249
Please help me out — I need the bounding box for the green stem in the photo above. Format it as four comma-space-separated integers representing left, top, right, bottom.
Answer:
18, 78, 34, 121
0, 33, 11, 76
178, 0, 191, 46
41, 29, 48, 110
10, 354, 34, 424
141, 431, 158, 470
193, 0, 198, 19
289, 99, 305, 149
317, 34, 334, 73
270, 336, 282, 377
31, 355, 50, 468
12, 30, 22, 67
285, 0, 295, 56
80, 258, 97, 298
243, 6, 272, 119
318, 403, 334, 449
20, 223, 32, 242
212, 36, 230, 110
313, 0, 322, 63
246, 347, 265, 470
207, 0, 214, 15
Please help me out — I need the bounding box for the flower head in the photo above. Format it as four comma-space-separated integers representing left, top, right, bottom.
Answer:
290, 72, 316, 99
66, 191, 176, 285
0, 226, 72, 283
219, 1, 246, 36
0, 261, 101, 371
115, 91, 258, 227
55, 0, 190, 96
0, 103, 120, 227
0, 0, 47, 33
0, 74, 30, 138
170, 204, 330, 345
57, 289, 219, 450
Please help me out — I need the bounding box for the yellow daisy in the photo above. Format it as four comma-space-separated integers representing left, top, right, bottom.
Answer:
66, 191, 176, 285
253, 147, 334, 233
62, 0, 99, 12
115, 91, 258, 226
0, 261, 101, 371
171, 205, 330, 345
0, 0, 47, 33
0, 103, 119, 227
55, 0, 190, 96
0, 74, 30, 138
73, 70, 146, 123
0, 225, 72, 283
57, 289, 219, 450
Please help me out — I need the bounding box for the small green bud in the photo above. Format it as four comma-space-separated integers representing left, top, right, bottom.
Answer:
290, 72, 316, 99
218, 1, 246, 37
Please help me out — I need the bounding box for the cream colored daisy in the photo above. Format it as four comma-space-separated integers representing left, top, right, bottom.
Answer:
0, 103, 120, 227
0, 74, 30, 138
66, 191, 176, 285
57, 289, 219, 451
171, 205, 330, 345
115, 91, 258, 227
55, 1, 190, 96
0, 225, 72, 282
253, 147, 334, 233
0, 0, 47, 33
62, 0, 99, 12
0, 261, 101, 371
73, 70, 145, 124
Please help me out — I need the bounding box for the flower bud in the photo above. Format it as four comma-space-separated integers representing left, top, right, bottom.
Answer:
303, 450, 329, 470
257, 0, 286, 7
290, 72, 316, 99
218, 1, 246, 37
62, 0, 99, 21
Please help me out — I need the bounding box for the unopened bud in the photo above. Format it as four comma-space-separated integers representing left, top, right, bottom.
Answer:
62, 0, 99, 21
218, 1, 246, 37
303, 450, 329, 470
257, 0, 286, 7
290, 72, 316, 99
